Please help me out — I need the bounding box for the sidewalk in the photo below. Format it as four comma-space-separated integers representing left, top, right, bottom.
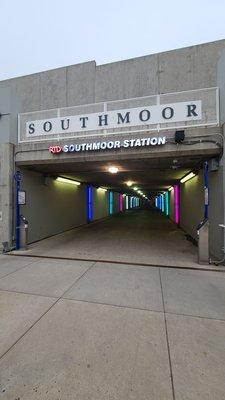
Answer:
0, 255, 225, 399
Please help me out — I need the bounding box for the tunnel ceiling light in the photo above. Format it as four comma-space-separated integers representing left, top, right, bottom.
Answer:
126, 181, 133, 187
133, 187, 138, 191
108, 166, 119, 174
168, 187, 173, 191
98, 187, 107, 192
56, 177, 81, 186
180, 172, 196, 184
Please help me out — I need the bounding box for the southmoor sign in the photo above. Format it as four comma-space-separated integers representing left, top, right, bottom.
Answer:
49, 136, 167, 154
27, 101, 201, 138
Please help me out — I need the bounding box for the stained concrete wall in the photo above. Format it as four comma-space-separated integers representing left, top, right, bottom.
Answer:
169, 190, 174, 222
208, 165, 224, 259
92, 188, 108, 221
0, 143, 14, 249
1, 39, 225, 145
18, 172, 124, 243
180, 172, 204, 242
19, 169, 87, 243
167, 169, 223, 258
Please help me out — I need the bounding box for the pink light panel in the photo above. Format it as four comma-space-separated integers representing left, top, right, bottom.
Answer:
174, 184, 179, 224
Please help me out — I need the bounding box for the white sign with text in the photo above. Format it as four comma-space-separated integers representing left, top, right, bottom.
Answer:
26, 101, 202, 138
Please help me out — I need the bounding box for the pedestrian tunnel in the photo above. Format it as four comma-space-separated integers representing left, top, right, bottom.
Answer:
13, 149, 223, 268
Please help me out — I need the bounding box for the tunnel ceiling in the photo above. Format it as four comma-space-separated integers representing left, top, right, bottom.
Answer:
24, 154, 213, 196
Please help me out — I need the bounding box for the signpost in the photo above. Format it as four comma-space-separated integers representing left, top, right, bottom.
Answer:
14, 171, 22, 250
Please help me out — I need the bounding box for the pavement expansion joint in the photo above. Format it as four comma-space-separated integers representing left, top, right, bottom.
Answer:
6, 253, 225, 273
159, 268, 176, 400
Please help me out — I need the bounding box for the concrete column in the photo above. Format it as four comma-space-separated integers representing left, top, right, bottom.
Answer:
0, 143, 14, 250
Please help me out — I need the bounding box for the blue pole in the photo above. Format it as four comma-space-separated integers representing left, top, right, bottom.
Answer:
204, 161, 209, 219
15, 180, 20, 249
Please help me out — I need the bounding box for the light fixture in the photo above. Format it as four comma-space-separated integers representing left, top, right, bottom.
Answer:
180, 172, 196, 184
97, 187, 107, 192
126, 181, 133, 187
168, 186, 173, 191
108, 166, 119, 174
56, 177, 81, 186
133, 187, 138, 191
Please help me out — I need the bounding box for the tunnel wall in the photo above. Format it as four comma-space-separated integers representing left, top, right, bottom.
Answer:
92, 188, 109, 221
208, 165, 224, 259
169, 190, 174, 221
20, 169, 87, 243
179, 168, 223, 258
19, 169, 137, 244
179, 171, 204, 242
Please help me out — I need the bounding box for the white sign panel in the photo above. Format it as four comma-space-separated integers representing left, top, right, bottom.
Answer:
18, 191, 26, 205
26, 101, 202, 138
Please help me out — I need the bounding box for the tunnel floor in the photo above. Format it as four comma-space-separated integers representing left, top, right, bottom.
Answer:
13, 209, 202, 269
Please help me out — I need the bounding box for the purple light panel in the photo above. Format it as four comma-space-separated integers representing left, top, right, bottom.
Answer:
119, 194, 123, 212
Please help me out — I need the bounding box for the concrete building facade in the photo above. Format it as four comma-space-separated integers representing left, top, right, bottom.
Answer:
1, 39, 225, 262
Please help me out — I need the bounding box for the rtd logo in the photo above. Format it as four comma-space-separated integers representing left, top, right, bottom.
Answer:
49, 146, 62, 154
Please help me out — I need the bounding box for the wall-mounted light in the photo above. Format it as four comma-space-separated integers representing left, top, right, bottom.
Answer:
180, 172, 196, 184
108, 166, 119, 174
56, 177, 81, 186
97, 187, 107, 192
168, 186, 173, 191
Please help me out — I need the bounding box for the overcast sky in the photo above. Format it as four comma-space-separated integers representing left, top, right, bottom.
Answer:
1, 0, 225, 81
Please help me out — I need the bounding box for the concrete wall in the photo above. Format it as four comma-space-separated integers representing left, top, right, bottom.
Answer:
92, 188, 108, 221
1, 39, 225, 145
18, 172, 125, 243
19, 169, 87, 243
0, 143, 14, 249
167, 169, 223, 258
169, 190, 174, 221
208, 165, 224, 259
180, 172, 204, 242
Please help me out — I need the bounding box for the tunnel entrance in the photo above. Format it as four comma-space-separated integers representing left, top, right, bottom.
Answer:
13, 149, 220, 268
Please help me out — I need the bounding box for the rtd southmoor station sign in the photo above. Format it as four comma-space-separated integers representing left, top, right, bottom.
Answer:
18, 88, 219, 143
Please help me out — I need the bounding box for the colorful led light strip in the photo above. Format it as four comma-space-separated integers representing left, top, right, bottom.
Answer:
165, 192, 169, 216
109, 191, 113, 215
130, 196, 133, 208
119, 194, 123, 212
87, 186, 93, 222
174, 184, 180, 224
161, 194, 165, 212
126, 196, 129, 210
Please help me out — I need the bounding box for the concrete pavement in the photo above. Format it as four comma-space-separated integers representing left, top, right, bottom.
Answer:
12, 209, 201, 269
0, 255, 225, 399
